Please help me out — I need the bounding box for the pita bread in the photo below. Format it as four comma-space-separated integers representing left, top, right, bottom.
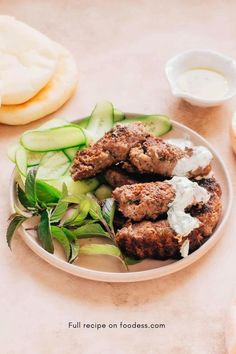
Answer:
0, 45, 78, 125
0, 16, 58, 105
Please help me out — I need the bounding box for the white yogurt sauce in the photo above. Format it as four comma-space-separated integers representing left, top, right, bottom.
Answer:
165, 138, 193, 149
177, 68, 228, 100
167, 176, 210, 237
173, 146, 213, 176
180, 239, 190, 258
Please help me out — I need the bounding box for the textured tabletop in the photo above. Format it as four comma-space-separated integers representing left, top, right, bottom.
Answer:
1, 1, 236, 353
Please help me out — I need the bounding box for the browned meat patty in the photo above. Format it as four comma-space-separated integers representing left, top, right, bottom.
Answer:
104, 167, 139, 188
128, 136, 185, 176
115, 178, 222, 260
112, 181, 176, 221
105, 166, 167, 188
127, 136, 212, 178
71, 123, 148, 180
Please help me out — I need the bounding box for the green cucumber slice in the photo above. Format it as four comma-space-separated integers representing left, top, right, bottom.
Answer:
27, 151, 45, 167
113, 108, 125, 122
86, 101, 114, 141
38, 118, 69, 130
77, 108, 124, 130
15, 146, 27, 177
21, 125, 86, 152
7, 143, 20, 162
8, 143, 44, 166
46, 176, 100, 195
95, 184, 112, 200
63, 146, 79, 161
37, 152, 70, 180
118, 115, 172, 136
77, 117, 89, 129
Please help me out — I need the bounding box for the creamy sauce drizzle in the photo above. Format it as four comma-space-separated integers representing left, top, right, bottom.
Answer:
165, 138, 193, 149
173, 146, 213, 177
167, 176, 210, 237
177, 68, 228, 100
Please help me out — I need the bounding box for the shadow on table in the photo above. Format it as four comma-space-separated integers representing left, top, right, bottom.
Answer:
12, 235, 216, 308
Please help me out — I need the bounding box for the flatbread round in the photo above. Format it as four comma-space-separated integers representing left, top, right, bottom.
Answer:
0, 45, 78, 125
0, 16, 58, 105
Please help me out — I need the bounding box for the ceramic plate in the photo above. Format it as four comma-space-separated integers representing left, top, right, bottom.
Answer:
10, 115, 233, 282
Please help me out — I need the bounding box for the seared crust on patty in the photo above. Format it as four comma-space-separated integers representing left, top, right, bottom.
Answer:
71, 123, 148, 180
115, 178, 222, 260
112, 181, 176, 221
71, 122, 213, 180
128, 136, 185, 176
127, 136, 212, 178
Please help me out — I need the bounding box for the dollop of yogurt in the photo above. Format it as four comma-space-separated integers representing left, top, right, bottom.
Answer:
165, 138, 193, 149
173, 146, 213, 176
167, 176, 210, 237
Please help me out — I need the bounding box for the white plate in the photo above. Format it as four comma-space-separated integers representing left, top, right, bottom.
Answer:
10, 116, 233, 282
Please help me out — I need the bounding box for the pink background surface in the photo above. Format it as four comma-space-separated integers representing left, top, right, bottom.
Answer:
1, 1, 236, 353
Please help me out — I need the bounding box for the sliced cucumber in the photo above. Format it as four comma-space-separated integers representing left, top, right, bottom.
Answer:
27, 151, 45, 167
77, 117, 89, 129
8, 143, 44, 166
7, 143, 20, 162
95, 184, 112, 200
113, 108, 125, 122
46, 175, 100, 195
86, 101, 114, 141
15, 146, 27, 177
77, 107, 124, 130
37, 152, 70, 180
21, 125, 86, 152
63, 147, 79, 161
39, 118, 69, 130
118, 115, 172, 136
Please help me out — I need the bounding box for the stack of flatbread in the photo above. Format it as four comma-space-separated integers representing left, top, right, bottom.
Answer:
0, 16, 78, 125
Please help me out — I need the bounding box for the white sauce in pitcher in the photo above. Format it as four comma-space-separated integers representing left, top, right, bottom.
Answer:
177, 68, 228, 100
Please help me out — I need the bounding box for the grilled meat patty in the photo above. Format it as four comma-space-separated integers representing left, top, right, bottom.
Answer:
115, 178, 222, 260
128, 136, 185, 176
71, 122, 212, 180
104, 166, 166, 188
127, 136, 212, 178
112, 181, 176, 221
104, 167, 139, 188
71, 123, 148, 180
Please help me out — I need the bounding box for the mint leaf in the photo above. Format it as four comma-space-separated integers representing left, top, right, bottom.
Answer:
6, 215, 27, 249
17, 185, 35, 209
25, 167, 37, 206
37, 210, 54, 253
69, 241, 80, 263
73, 223, 110, 239
36, 180, 61, 204
62, 227, 76, 241
102, 198, 116, 231
69, 199, 90, 226
51, 226, 70, 261
86, 193, 103, 220
50, 183, 68, 223
61, 195, 83, 204
62, 207, 79, 225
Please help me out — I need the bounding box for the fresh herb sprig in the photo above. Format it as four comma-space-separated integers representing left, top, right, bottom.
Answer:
7, 168, 140, 268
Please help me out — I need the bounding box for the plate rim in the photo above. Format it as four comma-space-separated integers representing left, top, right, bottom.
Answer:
9, 117, 233, 282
